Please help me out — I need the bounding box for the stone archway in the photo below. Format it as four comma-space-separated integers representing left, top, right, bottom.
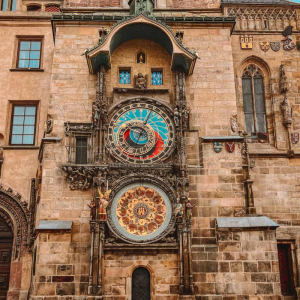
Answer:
0, 184, 33, 300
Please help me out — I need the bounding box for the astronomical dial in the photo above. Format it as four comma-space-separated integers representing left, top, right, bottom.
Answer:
108, 103, 175, 164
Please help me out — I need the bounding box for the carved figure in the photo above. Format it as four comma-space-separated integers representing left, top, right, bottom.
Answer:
98, 189, 112, 221
174, 198, 183, 221
174, 107, 180, 127
0, 147, 3, 159
281, 96, 292, 127
230, 114, 238, 132
44, 114, 53, 134
101, 105, 108, 125
182, 106, 190, 129
186, 198, 195, 221
134, 73, 148, 89
93, 104, 100, 126
175, 30, 184, 43
279, 64, 288, 93
88, 201, 97, 221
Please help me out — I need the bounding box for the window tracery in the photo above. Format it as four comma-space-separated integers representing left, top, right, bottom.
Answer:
242, 64, 267, 135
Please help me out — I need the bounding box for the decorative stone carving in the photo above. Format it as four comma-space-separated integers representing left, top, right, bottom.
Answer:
227, 7, 297, 31
281, 96, 292, 128
61, 166, 98, 190
64, 123, 93, 136
279, 64, 288, 93
182, 106, 190, 129
175, 30, 184, 43
0, 184, 32, 258
230, 114, 238, 132
98, 27, 108, 43
134, 73, 148, 89
44, 114, 53, 134
174, 107, 180, 127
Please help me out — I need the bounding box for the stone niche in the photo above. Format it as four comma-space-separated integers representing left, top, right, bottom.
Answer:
107, 39, 173, 105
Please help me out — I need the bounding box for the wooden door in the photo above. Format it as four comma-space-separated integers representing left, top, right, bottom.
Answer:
132, 267, 151, 300
0, 217, 13, 300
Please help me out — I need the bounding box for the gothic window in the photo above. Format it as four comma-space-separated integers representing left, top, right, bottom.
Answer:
137, 51, 145, 64
132, 267, 150, 300
278, 244, 296, 296
75, 137, 88, 164
119, 68, 131, 84
17, 39, 42, 69
10, 105, 37, 145
242, 64, 267, 135
151, 70, 163, 86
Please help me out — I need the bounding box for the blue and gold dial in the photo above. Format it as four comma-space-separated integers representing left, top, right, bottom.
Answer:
108, 103, 175, 164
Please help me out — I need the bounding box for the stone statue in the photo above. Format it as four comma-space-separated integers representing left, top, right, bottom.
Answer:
101, 105, 108, 125
281, 96, 292, 127
182, 106, 190, 129
93, 104, 100, 126
174, 107, 180, 127
279, 64, 288, 93
174, 198, 183, 221
98, 189, 112, 221
87, 201, 97, 221
134, 73, 148, 89
186, 198, 195, 221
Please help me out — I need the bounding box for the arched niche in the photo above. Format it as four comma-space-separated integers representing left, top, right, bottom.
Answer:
85, 14, 198, 75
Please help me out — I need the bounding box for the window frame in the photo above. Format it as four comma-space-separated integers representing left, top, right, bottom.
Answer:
151, 68, 164, 86
9, 104, 38, 146
118, 67, 132, 85
242, 64, 267, 136
16, 37, 43, 70
75, 136, 88, 165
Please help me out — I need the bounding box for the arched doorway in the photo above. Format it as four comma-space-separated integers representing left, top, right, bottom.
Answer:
0, 216, 13, 300
132, 267, 151, 300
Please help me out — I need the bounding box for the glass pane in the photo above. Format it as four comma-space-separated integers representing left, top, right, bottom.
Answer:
242, 78, 253, 113
1, 0, 8, 10
31, 41, 41, 50
11, 135, 22, 144
151, 71, 163, 85
76, 137, 88, 164
18, 60, 29, 68
14, 106, 25, 115
11, 0, 17, 11
29, 60, 39, 68
19, 51, 29, 59
23, 135, 34, 144
25, 106, 36, 115
244, 113, 255, 134
12, 126, 23, 134
24, 126, 34, 134
256, 113, 267, 133
254, 78, 266, 113
24, 116, 35, 125
13, 116, 24, 125
30, 51, 40, 59
119, 70, 131, 84
20, 41, 30, 50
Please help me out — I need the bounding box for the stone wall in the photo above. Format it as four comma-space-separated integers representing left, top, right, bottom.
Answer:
192, 229, 282, 299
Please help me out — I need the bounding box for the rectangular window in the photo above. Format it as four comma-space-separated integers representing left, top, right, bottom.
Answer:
151, 70, 163, 86
75, 137, 88, 164
119, 69, 131, 84
10, 105, 37, 145
1, 0, 8, 10
17, 40, 42, 69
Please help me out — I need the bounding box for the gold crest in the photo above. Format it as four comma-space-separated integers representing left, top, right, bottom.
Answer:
240, 35, 253, 50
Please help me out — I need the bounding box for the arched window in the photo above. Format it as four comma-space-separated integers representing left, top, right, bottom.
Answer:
132, 267, 150, 300
242, 64, 267, 135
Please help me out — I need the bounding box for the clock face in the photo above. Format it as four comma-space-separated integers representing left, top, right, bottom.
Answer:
108, 183, 173, 243
108, 103, 174, 164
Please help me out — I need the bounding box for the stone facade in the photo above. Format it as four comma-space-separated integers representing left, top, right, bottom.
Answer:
0, 0, 300, 300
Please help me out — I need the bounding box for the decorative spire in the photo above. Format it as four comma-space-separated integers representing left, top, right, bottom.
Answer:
128, 0, 154, 15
